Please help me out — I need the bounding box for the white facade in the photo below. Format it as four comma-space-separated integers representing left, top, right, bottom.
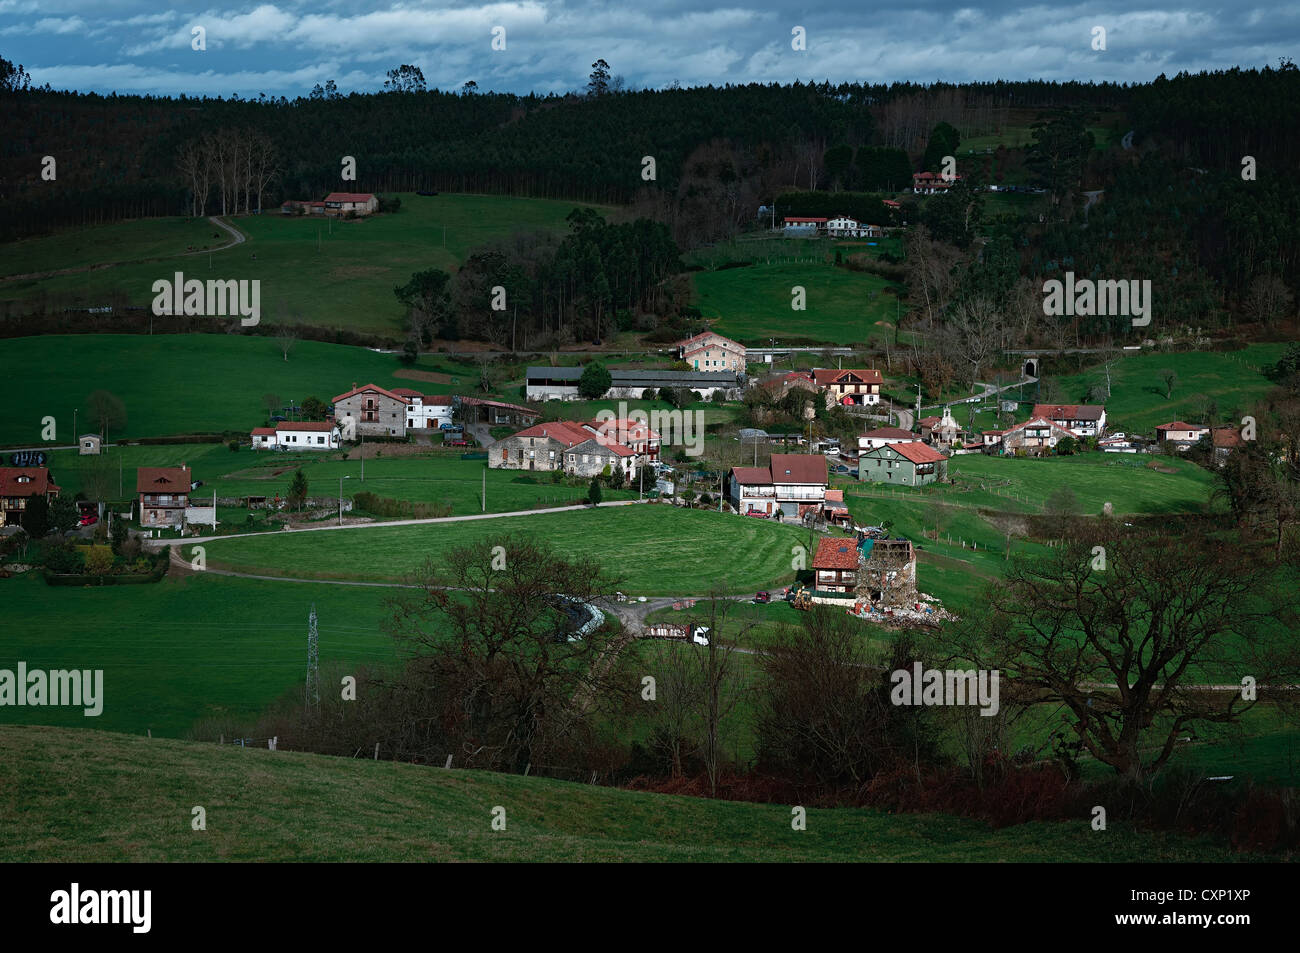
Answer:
254, 423, 341, 450
405, 396, 454, 430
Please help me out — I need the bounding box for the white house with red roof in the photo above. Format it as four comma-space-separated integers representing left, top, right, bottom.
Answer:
999, 416, 1079, 455
813, 536, 859, 592
675, 331, 746, 374
1155, 421, 1210, 447
323, 192, 379, 215
391, 388, 454, 430
826, 216, 883, 239
912, 172, 962, 194
812, 368, 884, 407
858, 426, 921, 453
1031, 403, 1107, 437
251, 421, 340, 451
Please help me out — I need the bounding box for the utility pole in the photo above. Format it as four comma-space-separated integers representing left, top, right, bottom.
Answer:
338, 474, 349, 525
482, 467, 486, 513
72, 408, 77, 444
360, 430, 364, 482
306, 604, 320, 711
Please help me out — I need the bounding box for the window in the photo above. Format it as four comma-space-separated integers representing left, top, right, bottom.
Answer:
317, 436, 325, 444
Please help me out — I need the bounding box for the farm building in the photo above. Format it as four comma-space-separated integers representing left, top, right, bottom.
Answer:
858, 440, 947, 486
0, 467, 61, 526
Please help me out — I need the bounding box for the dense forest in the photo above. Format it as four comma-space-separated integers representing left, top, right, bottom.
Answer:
3, 58, 1299, 355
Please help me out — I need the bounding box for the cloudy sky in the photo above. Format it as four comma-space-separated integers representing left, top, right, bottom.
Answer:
1, 0, 1295, 98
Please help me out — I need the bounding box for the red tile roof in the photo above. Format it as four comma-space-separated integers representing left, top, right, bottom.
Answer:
331, 382, 410, 404
861, 427, 916, 440
459, 396, 538, 416
731, 466, 772, 485
814, 536, 859, 570
1212, 428, 1244, 449
390, 387, 423, 397
811, 368, 883, 387
769, 453, 828, 485
137, 466, 190, 494
251, 427, 276, 436
1156, 421, 1205, 431
276, 421, 336, 432
678, 331, 743, 351
324, 192, 375, 203
824, 489, 844, 503
511, 421, 593, 448
585, 418, 659, 442
1032, 404, 1105, 421
889, 442, 948, 465
0, 467, 58, 498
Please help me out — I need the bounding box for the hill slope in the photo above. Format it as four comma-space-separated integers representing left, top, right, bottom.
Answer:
0, 726, 1247, 862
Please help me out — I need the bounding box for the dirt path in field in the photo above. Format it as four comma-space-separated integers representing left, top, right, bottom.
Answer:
1, 216, 247, 283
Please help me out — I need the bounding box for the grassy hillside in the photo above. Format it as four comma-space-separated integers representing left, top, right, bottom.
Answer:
3, 334, 481, 447
0, 218, 224, 276
201, 505, 810, 594
0, 726, 1249, 861
0, 194, 611, 335
1051, 344, 1285, 434
46, 442, 637, 514
693, 261, 901, 345
0, 572, 397, 736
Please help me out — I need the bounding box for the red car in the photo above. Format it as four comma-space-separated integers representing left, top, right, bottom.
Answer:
754, 591, 771, 604
445, 437, 469, 447
745, 509, 769, 518
78, 514, 98, 527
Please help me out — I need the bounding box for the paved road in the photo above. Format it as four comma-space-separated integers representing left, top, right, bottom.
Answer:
201, 215, 245, 252
148, 499, 639, 549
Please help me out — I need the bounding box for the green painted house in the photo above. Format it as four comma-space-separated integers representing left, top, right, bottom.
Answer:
858, 440, 947, 486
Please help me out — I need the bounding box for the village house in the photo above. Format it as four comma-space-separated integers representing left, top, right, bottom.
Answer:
564, 438, 638, 481
586, 417, 660, 461
821, 488, 851, 527
456, 396, 540, 429
859, 440, 947, 486
393, 389, 455, 431
1000, 416, 1078, 455
1031, 403, 1107, 437
826, 216, 883, 239
491, 420, 642, 479
251, 421, 341, 451
859, 426, 921, 453
1155, 421, 1210, 449
812, 368, 883, 407
857, 536, 919, 607
782, 216, 827, 236
280, 200, 326, 215
813, 536, 859, 593
323, 192, 379, 215
78, 434, 102, 455
1212, 426, 1244, 466
981, 429, 1006, 452
919, 407, 965, 446
0, 467, 61, 526
137, 465, 191, 530
332, 383, 408, 437
727, 453, 827, 519
524, 367, 739, 402
676, 331, 747, 374
761, 370, 820, 398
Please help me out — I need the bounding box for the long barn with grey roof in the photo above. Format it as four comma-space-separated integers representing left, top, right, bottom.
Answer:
525, 366, 741, 401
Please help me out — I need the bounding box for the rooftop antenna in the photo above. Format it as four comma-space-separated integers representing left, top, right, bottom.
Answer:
306, 603, 320, 710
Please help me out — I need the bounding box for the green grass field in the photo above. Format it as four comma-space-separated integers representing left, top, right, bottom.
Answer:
201, 505, 810, 594
46, 442, 636, 514
3, 334, 482, 447
0, 218, 225, 277
1051, 344, 1286, 434
693, 261, 901, 345
0, 726, 1252, 861
0, 572, 398, 737
0, 194, 611, 335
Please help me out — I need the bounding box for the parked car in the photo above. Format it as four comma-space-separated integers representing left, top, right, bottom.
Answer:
745, 510, 769, 519
754, 591, 771, 604
190, 480, 204, 491
271, 415, 286, 422
78, 514, 98, 527
445, 437, 469, 447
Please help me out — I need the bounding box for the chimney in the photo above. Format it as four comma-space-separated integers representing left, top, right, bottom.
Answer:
352, 382, 357, 391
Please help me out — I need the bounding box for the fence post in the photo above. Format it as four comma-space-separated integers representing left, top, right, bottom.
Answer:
445, 754, 453, 769
373, 742, 379, 760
